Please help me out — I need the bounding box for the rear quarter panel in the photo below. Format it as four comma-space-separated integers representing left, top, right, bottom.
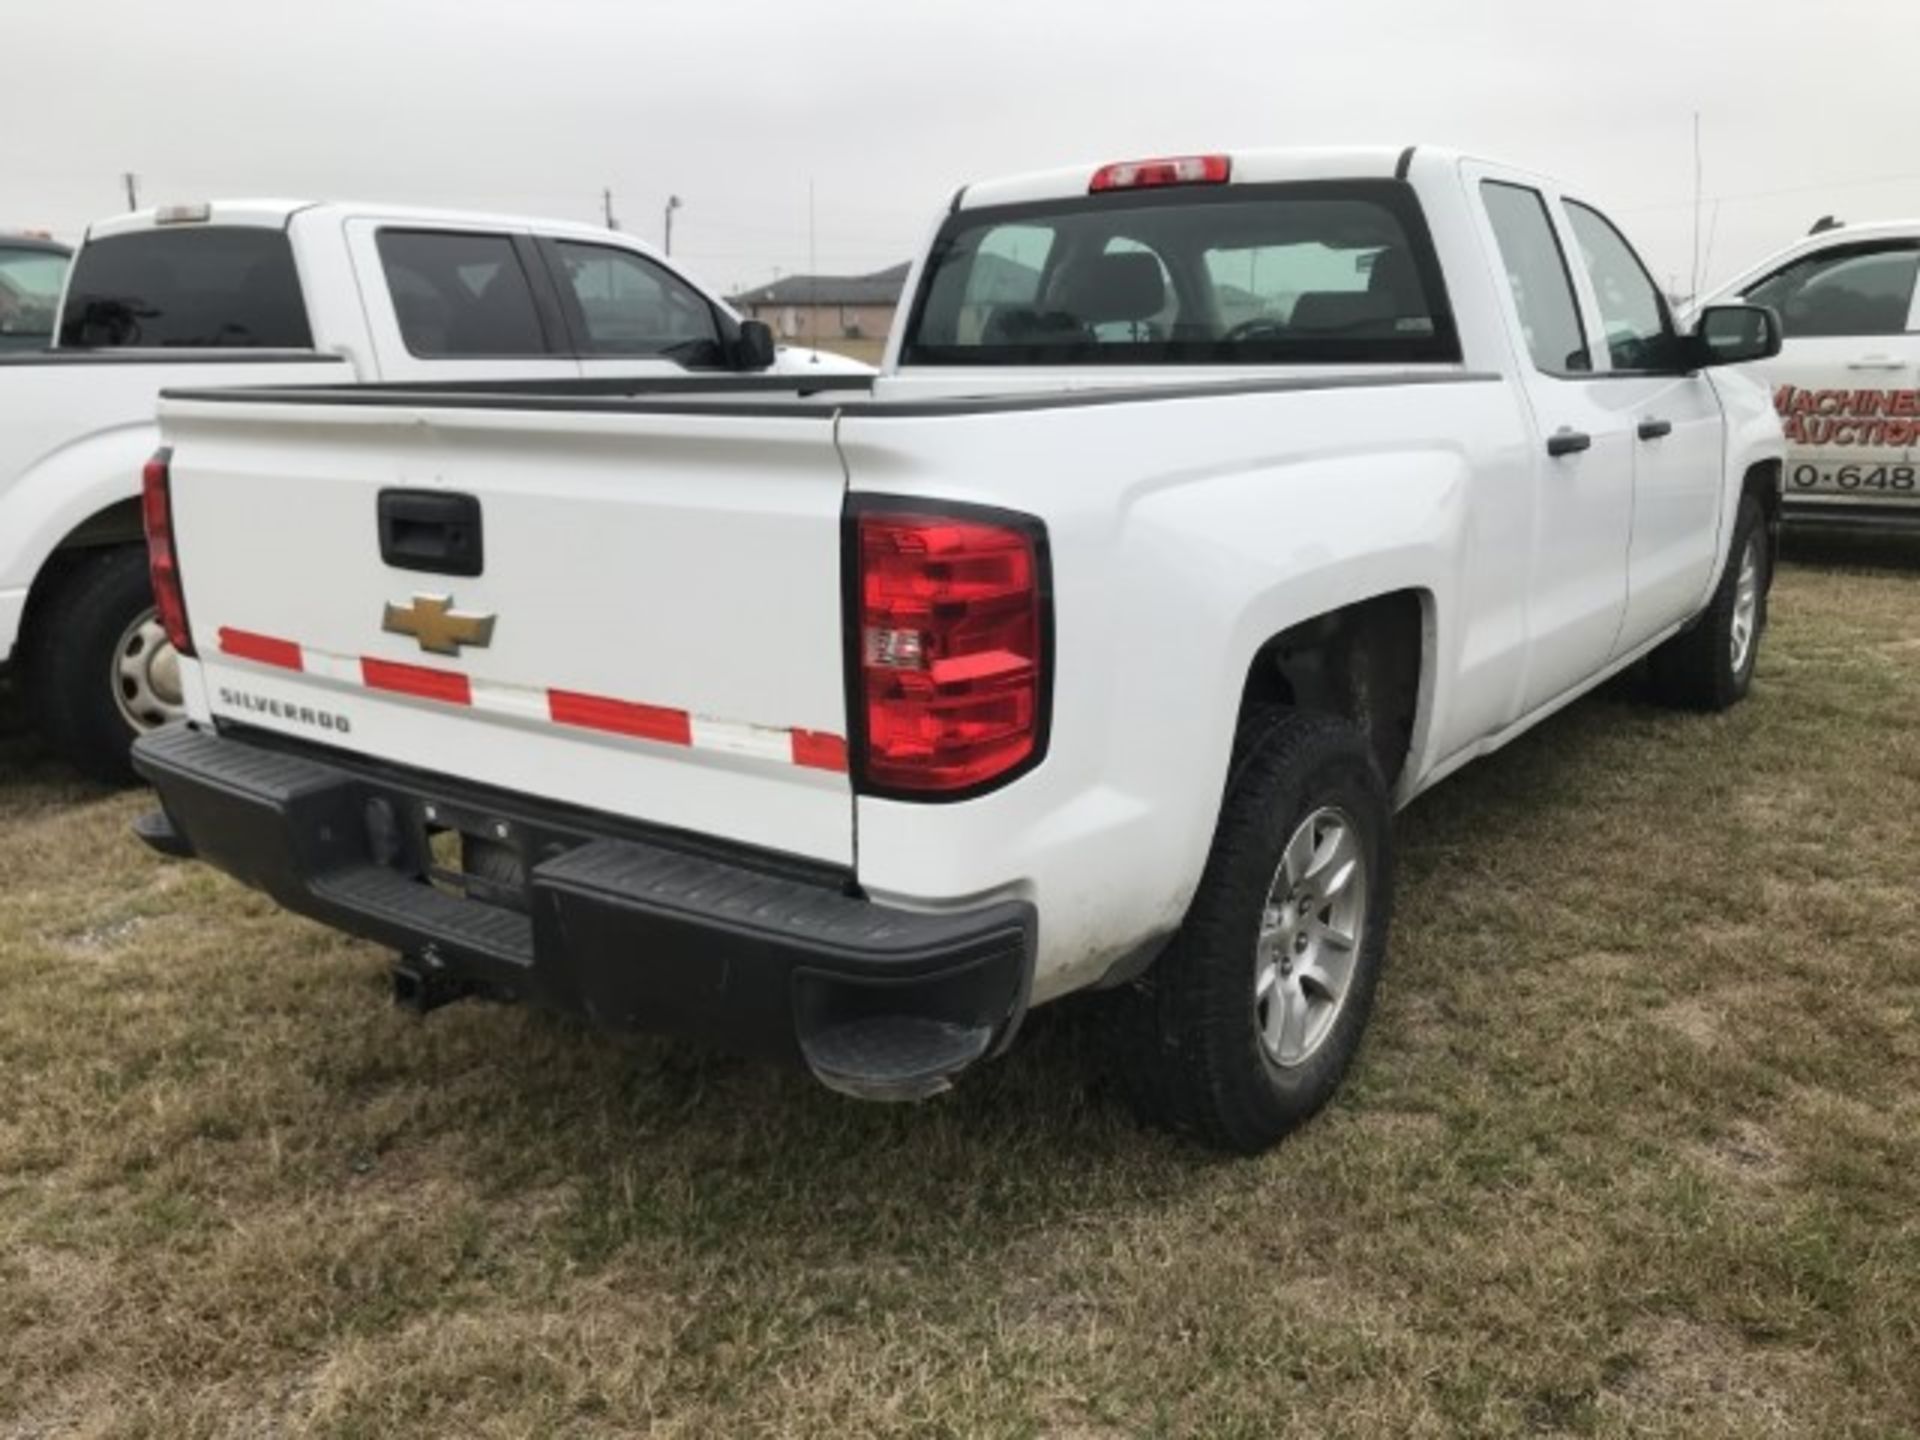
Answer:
840, 377, 1532, 1001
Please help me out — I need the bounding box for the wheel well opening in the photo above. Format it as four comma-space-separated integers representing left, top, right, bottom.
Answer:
1238, 591, 1426, 788
21, 498, 146, 633
1743, 459, 1783, 532
1742, 460, 1784, 592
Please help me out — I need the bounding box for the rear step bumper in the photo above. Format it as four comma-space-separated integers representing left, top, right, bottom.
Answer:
131, 723, 1033, 1101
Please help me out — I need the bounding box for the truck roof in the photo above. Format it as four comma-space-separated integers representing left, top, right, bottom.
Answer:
1783, 219, 1920, 244
954, 145, 1457, 211
85, 200, 654, 251
0, 233, 71, 256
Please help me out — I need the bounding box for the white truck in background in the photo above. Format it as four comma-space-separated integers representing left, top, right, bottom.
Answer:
0, 201, 864, 781
135, 147, 1785, 1152
1697, 219, 1920, 530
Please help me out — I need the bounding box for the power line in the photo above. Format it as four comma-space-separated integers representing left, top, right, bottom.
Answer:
1616, 166, 1920, 217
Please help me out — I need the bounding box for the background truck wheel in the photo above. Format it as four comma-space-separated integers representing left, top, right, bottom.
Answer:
1112, 708, 1394, 1154
25, 544, 181, 785
1648, 495, 1770, 712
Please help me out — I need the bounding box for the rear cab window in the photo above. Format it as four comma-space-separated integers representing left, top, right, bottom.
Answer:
58, 226, 311, 349
901, 180, 1458, 366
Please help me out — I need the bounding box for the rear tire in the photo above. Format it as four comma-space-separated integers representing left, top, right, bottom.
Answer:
1648, 495, 1769, 712
24, 545, 180, 785
1111, 708, 1394, 1154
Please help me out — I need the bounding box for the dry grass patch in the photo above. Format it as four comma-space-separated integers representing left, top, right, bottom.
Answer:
1597, 1315, 1831, 1439
4, 537, 1920, 1436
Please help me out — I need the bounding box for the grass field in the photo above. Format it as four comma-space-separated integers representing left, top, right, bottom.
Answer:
4, 539, 1919, 1438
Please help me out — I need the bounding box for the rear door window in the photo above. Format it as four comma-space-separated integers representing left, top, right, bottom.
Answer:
1742, 243, 1920, 338
1480, 182, 1590, 375
550, 241, 722, 362
58, 227, 311, 348
375, 230, 552, 358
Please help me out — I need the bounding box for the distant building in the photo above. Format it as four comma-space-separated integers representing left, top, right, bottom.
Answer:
731, 262, 910, 363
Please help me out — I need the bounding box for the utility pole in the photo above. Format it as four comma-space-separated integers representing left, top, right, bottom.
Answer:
1689, 111, 1703, 303
122, 172, 139, 212
663, 194, 682, 255
1700, 199, 1723, 294
601, 187, 619, 231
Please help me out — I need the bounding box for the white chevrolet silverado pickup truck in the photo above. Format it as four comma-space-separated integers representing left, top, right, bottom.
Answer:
0, 201, 858, 782
132, 147, 1787, 1152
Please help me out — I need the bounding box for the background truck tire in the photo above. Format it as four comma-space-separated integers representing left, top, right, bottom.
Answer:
25, 544, 179, 785
1648, 495, 1770, 712
1112, 708, 1394, 1153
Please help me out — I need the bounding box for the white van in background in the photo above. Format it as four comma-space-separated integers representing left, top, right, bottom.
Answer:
1698, 221, 1920, 530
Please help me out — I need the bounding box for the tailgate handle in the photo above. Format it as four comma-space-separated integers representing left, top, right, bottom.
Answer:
379, 490, 484, 577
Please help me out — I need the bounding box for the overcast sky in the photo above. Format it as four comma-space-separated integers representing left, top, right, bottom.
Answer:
5, 0, 1918, 297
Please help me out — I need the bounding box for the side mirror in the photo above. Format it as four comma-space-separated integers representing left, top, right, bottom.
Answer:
1690, 304, 1783, 367
730, 319, 776, 372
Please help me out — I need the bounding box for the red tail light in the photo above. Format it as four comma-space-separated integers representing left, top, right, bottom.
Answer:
1089, 154, 1231, 193
853, 504, 1049, 796
141, 447, 194, 657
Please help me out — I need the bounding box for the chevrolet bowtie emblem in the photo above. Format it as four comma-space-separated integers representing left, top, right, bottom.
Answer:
382, 594, 496, 656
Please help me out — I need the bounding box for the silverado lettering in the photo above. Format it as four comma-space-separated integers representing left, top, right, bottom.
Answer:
217, 688, 352, 735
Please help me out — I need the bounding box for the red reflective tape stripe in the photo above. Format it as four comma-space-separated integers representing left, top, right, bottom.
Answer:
250, 636, 824, 765
790, 729, 849, 772
218, 627, 303, 672
361, 657, 472, 706
548, 689, 691, 746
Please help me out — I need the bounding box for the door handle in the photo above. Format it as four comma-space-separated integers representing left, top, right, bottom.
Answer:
1637, 418, 1673, 441
1547, 429, 1592, 458
1847, 356, 1906, 371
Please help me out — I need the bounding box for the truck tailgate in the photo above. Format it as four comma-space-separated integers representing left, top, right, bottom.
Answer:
160, 399, 854, 866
